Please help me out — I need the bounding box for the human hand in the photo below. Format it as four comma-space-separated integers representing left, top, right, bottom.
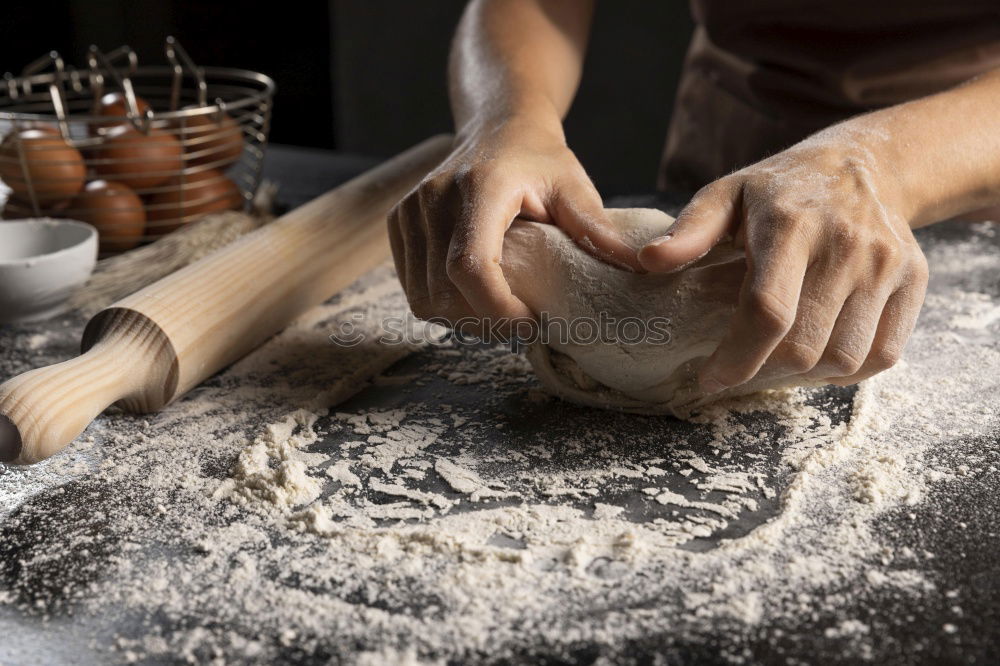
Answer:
388, 112, 642, 337
638, 129, 929, 392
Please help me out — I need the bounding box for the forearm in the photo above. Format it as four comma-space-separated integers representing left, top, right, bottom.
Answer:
849, 68, 1000, 227
448, 0, 594, 136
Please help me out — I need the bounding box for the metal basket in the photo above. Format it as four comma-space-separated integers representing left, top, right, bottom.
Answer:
0, 37, 275, 254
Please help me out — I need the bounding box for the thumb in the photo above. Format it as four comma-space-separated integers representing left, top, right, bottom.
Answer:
549, 179, 644, 272
638, 179, 740, 273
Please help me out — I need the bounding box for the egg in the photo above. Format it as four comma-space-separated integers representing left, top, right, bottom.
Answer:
174, 110, 244, 168
67, 180, 146, 252
98, 92, 151, 118
0, 128, 87, 203
145, 168, 242, 235
91, 126, 183, 190
92, 93, 151, 135
23, 123, 61, 135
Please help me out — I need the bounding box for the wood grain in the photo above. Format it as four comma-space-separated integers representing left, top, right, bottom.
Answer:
0, 134, 452, 464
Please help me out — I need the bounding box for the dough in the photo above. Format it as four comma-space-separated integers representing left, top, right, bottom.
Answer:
501, 208, 804, 416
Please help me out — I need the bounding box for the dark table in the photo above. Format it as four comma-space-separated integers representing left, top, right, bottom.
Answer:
1, 144, 998, 665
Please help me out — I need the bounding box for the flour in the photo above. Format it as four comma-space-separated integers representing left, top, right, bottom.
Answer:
0, 221, 998, 663
435, 458, 515, 500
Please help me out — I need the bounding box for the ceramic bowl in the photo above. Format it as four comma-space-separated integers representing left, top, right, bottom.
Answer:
0, 218, 98, 324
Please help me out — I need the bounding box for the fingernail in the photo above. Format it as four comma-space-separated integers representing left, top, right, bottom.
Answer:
700, 376, 728, 395
645, 233, 673, 248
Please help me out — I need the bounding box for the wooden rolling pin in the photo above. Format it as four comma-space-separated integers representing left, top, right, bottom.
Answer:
0, 135, 452, 465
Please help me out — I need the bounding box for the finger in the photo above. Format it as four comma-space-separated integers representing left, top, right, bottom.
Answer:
697, 223, 809, 393
446, 180, 535, 335
397, 201, 431, 319
828, 281, 925, 386
387, 204, 408, 292
809, 287, 889, 381
757, 257, 854, 379
423, 212, 478, 331
638, 178, 740, 273
549, 178, 644, 272
415, 177, 475, 321
425, 231, 473, 315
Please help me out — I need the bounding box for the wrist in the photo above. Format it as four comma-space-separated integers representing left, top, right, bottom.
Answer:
846, 74, 1000, 227
454, 92, 565, 145
851, 110, 931, 228
805, 114, 920, 228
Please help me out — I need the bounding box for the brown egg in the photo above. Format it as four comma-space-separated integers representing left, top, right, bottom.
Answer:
174, 110, 244, 168
23, 123, 61, 135
91, 93, 152, 135
68, 180, 146, 252
98, 92, 151, 118
0, 128, 86, 203
145, 168, 242, 236
92, 126, 183, 190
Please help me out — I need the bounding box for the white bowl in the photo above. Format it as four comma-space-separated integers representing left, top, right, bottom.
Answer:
0, 218, 98, 324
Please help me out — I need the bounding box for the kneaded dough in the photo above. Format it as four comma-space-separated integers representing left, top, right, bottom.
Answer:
501, 208, 804, 416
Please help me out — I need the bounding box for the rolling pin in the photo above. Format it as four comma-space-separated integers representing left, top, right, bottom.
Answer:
0, 135, 452, 465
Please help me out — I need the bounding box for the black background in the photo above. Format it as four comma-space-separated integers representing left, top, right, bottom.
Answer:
0, 0, 694, 195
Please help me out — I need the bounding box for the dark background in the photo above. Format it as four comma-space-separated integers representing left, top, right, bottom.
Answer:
0, 0, 693, 195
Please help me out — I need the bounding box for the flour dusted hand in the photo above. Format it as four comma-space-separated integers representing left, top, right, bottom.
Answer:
638, 127, 930, 395
502, 208, 818, 415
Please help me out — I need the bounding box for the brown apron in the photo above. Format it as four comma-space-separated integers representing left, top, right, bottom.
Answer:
659, 0, 1000, 192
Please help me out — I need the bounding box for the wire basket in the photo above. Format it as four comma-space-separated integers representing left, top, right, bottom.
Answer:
0, 37, 275, 254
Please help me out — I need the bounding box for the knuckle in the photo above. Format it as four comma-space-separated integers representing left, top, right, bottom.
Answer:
821, 346, 865, 376
831, 223, 862, 255
869, 346, 901, 372
417, 174, 453, 206
870, 240, 901, 272
445, 251, 479, 284
909, 252, 930, 285
725, 367, 759, 387
387, 201, 403, 223
708, 364, 754, 389
747, 289, 796, 334
390, 191, 421, 221
692, 177, 733, 205
766, 203, 801, 228
781, 341, 823, 374
754, 209, 810, 247
455, 162, 493, 187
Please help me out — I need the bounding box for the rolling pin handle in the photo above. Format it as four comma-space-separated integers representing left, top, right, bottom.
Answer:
0, 311, 177, 464
0, 348, 129, 464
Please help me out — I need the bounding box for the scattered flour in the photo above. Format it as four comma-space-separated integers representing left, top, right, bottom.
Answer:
0, 222, 998, 664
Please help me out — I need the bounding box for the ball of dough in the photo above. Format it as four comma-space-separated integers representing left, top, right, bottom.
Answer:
501, 208, 808, 416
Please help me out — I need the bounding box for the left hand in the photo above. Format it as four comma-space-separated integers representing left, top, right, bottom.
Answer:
638, 129, 929, 393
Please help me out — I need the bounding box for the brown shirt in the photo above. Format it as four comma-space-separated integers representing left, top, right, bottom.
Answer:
660, 0, 1000, 192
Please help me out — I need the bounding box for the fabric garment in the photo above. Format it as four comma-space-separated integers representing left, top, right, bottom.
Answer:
659, 0, 1000, 192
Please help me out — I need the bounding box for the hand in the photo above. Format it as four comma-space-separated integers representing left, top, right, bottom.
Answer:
638, 130, 930, 392
388, 113, 642, 337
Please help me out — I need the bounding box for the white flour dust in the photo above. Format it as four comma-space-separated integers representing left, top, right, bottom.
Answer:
0, 222, 998, 664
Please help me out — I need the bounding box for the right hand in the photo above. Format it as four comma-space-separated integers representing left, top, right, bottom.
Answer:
387, 113, 642, 338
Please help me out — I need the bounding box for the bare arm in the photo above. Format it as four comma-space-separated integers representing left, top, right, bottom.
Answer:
389, 0, 640, 337
639, 68, 1000, 394
449, 0, 593, 132
881, 68, 1000, 226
